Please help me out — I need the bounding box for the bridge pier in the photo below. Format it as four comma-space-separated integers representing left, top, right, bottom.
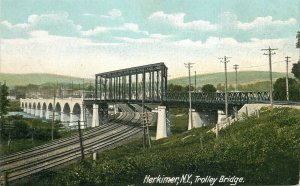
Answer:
69, 112, 75, 126
45, 110, 50, 120
27, 108, 31, 115
30, 108, 34, 115
61, 112, 70, 126
189, 110, 217, 128
156, 106, 167, 140
217, 110, 227, 124
35, 109, 40, 117
191, 110, 203, 128
39, 109, 44, 118
92, 104, 99, 127
85, 107, 93, 128
99, 104, 108, 125
80, 109, 85, 129
54, 112, 61, 121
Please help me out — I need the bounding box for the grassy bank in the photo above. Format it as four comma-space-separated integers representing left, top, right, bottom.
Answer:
28, 107, 299, 185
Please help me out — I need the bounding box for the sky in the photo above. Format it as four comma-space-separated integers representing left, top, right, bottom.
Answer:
0, 0, 299, 78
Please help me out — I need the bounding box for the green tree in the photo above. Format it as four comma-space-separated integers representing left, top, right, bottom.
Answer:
168, 84, 184, 92
0, 83, 9, 116
184, 85, 195, 91
274, 78, 300, 101
201, 84, 217, 93
291, 61, 300, 80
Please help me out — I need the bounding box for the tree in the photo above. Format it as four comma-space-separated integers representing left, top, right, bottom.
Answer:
0, 83, 9, 117
274, 78, 300, 101
168, 84, 184, 92
291, 62, 300, 80
296, 31, 300, 49
201, 84, 217, 93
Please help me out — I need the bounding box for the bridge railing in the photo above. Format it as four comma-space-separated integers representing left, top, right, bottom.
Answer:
166, 91, 270, 104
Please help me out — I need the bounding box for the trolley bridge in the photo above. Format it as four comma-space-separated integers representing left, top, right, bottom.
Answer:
90, 62, 270, 109
4, 62, 272, 184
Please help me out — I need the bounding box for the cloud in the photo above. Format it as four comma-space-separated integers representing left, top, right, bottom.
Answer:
1, 31, 125, 77
28, 12, 82, 36
100, 9, 122, 19
1, 12, 82, 38
0, 20, 30, 38
148, 11, 217, 31
81, 22, 148, 37
81, 26, 109, 36
237, 16, 297, 30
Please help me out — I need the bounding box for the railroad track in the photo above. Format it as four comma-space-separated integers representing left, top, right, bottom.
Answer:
0, 104, 143, 184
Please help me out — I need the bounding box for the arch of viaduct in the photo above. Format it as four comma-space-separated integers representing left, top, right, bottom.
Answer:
20, 98, 95, 127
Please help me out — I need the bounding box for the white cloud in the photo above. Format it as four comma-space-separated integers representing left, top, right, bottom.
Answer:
1, 12, 82, 38
123, 23, 139, 32
149, 11, 217, 31
1, 31, 298, 79
100, 9, 122, 19
1, 20, 29, 29
114, 37, 154, 43
81, 22, 149, 36
81, 26, 109, 36
237, 16, 297, 30
0, 20, 30, 38
149, 33, 173, 39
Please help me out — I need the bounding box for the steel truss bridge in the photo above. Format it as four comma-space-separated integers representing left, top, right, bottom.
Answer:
91, 63, 270, 110
94, 63, 168, 104
1, 63, 272, 184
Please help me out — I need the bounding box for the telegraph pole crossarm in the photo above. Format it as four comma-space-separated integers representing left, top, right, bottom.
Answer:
261, 47, 278, 107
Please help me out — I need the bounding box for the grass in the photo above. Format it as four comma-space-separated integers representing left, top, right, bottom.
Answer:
0, 139, 48, 156
30, 107, 300, 185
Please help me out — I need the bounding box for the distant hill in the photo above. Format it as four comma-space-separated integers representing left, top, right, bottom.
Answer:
0, 71, 293, 88
170, 71, 293, 87
0, 73, 93, 87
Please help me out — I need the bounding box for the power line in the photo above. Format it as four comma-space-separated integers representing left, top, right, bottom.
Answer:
239, 60, 282, 69
262, 46, 278, 107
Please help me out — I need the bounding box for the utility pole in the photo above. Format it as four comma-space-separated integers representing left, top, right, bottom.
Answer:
262, 47, 278, 107
219, 56, 231, 124
233, 64, 239, 92
142, 69, 146, 148
194, 71, 197, 92
285, 56, 291, 101
51, 83, 57, 141
82, 79, 85, 99
77, 120, 84, 161
184, 62, 194, 130
0, 82, 2, 142
71, 81, 74, 97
